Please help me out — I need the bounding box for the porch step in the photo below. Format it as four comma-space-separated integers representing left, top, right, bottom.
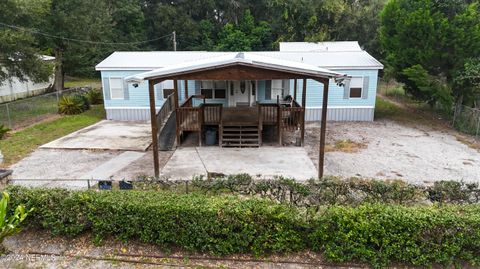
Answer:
221, 125, 260, 148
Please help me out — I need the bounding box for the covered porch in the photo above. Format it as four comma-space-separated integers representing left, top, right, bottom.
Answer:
176, 93, 304, 147
126, 52, 347, 178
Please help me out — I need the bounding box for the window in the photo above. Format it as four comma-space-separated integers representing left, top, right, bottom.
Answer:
251, 81, 256, 96
163, 88, 174, 98
109, 78, 124, 99
201, 80, 226, 99
215, 89, 226, 99
161, 80, 174, 98
271, 79, 284, 100
349, 77, 363, 98
214, 81, 226, 99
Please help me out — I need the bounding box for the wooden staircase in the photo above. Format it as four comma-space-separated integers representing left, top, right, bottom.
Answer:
221, 125, 260, 148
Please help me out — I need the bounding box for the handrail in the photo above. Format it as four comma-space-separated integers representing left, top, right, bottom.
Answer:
181, 95, 206, 107
155, 93, 175, 135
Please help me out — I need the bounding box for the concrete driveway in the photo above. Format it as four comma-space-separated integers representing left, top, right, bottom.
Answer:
41, 120, 152, 151
161, 147, 317, 180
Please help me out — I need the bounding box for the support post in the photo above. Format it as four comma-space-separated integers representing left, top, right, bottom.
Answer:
277, 95, 282, 145
319, 80, 329, 179
148, 80, 160, 178
174, 79, 180, 146
184, 80, 188, 100
300, 78, 307, 145
293, 79, 297, 100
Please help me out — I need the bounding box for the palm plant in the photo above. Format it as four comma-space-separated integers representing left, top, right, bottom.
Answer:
0, 192, 32, 253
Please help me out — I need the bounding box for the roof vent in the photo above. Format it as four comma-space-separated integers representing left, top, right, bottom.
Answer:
235, 52, 245, 59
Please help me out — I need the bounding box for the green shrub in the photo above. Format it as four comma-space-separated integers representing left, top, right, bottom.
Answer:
136, 175, 426, 206
1, 192, 32, 252
58, 95, 84, 115
72, 93, 90, 111
7, 186, 305, 255
7, 186, 480, 268
85, 88, 103, 105
310, 204, 480, 268
0, 124, 10, 139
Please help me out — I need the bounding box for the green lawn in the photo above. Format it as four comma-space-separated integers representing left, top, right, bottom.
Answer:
0, 105, 105, 167
64, 77, 101, 89
1, 93, 59, 129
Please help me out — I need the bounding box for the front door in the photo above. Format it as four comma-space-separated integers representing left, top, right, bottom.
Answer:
231, 80, 250, 107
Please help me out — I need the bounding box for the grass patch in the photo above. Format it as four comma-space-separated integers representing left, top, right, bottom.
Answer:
0, 105, 105, 167
374, 97, 408, 120
326, 139, 367, 153
64, 77, 101, 89
1, 93, 59, 129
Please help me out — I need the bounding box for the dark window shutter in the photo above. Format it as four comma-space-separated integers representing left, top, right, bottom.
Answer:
343, 79, 350, 99
265, 80, 272, 100
123, 80, 129, 100
103, 77, 111, 100
362, 76, 369, 99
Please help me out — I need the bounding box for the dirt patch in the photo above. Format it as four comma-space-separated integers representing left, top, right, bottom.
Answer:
10, 113, 61, 132
326, 139, 368, 153
301, 120, 480, 184
1, 229, 360, 269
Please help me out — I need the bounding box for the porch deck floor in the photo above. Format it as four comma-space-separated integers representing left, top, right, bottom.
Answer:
160, 147, 317, 180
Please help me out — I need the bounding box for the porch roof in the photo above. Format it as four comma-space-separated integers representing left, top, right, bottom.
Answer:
125, 52, 347, 84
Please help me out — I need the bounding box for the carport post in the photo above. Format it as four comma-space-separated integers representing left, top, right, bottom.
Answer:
293, 79, 297, 100
300, 78, 307, 145
319, 80, 329, 178
148, 80, 160, 178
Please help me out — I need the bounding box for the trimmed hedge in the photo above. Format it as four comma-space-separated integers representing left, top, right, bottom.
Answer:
135, 174, 480, 206
7, 186, 480, 268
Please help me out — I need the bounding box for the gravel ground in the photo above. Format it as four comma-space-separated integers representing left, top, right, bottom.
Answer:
301, 119, 480, 184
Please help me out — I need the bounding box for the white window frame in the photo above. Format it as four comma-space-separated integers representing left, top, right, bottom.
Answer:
271, 79, 287, 100
348, 76, 364, 99
109, 77, 125, 100
201, 80, 227, 100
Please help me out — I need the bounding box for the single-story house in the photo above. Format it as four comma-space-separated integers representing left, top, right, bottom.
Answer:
96, 41, 383, 122
95, 41, 383, 178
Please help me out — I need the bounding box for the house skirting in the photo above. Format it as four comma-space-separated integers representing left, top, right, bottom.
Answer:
105, 107, 159, 121
305, 106, 374, 121
105, 106, 375, 122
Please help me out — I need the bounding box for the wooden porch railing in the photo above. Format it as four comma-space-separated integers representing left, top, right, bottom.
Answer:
280, 100, 305, 131
176, 95, 223, 146
258, 103, 278, 124
155, 93, 175, 137
201, 103, 223, 125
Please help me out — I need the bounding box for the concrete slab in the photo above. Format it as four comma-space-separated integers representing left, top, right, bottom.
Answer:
161, 147, 317, 180
79, 151, 145, 180
160, 148, 207, 179
41, 120, 151, 151
10, 149, 147, 189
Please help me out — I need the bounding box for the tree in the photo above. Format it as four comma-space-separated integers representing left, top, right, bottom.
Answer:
0, 0, 52, 85
454, 58, 480, 107
380, 0, 480, 107
216, 10, 272, 51
41, 0, 113, 91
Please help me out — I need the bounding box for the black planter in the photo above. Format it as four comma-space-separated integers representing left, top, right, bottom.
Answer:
0, 169, 12, 180
98, 180, 112, 190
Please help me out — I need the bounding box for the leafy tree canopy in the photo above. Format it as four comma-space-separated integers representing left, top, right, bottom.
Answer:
380, 0, 480, 106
